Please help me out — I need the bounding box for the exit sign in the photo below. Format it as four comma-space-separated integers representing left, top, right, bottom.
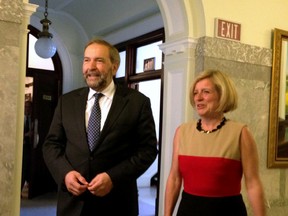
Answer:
215, 18, 241, 41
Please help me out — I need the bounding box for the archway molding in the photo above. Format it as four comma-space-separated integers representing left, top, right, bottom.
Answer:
155, 0, 206, 214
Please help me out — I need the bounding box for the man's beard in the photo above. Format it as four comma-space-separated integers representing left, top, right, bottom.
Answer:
84, 70, 108, 91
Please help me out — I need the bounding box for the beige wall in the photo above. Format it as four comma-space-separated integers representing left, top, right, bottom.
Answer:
202, 0, 288, 48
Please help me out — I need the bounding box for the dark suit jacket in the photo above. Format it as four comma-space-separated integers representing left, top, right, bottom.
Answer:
43, 85, 158, 216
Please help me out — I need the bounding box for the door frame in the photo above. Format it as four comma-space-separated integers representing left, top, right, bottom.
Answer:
24, 25, 63, 198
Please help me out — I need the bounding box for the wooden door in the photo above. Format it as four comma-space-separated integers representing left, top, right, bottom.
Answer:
28, 71, 60, 198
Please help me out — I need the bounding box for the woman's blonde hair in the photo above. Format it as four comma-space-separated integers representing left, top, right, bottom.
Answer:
190, 70, 238, 113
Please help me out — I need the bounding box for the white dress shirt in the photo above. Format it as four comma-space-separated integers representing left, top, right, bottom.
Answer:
85, 81, 116, 131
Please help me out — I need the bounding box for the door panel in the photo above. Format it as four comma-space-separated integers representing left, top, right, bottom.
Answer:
131, 79, 161, 216
28, 71, 59, 198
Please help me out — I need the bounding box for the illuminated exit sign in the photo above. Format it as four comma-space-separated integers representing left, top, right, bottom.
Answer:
215, 18, 241, 41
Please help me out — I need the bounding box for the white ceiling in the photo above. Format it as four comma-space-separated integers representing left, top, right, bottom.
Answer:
29, 0, 161, 40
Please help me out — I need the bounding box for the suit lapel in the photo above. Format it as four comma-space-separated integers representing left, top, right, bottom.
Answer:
99, 86, 128, 142
73, 88, 90, 152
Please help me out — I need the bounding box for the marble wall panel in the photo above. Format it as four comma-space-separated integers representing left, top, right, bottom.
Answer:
0, 1, 22, 215
0, 0, 23, 23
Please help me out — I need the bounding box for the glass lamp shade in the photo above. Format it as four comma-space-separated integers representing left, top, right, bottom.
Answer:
34, 37, 57, 59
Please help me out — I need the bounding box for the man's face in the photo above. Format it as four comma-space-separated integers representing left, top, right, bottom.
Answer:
82, 43, 118, 91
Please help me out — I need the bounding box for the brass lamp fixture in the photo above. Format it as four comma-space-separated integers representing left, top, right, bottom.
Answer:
34, 0, 57, 58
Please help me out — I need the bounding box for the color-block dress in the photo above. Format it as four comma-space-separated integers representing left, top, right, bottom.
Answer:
177, 119, 247, 216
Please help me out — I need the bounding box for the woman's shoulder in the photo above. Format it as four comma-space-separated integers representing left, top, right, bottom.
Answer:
225, 119, 247, 131
178, 120, 197, 132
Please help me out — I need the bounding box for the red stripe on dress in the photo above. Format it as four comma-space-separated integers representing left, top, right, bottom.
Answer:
179, 155, 242, 197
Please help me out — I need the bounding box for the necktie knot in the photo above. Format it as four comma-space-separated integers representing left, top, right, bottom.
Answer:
94, 92, 103, 102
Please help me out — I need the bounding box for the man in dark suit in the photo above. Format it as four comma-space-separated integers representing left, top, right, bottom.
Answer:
43, 39, 158, 216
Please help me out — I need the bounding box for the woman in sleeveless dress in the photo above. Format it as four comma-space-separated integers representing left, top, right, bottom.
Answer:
164, 70, 266, 216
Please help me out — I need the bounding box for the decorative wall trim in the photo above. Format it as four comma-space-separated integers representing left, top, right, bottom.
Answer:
196, 36, 272, 67
159, 37, 198, 56
0, 1, 23, 23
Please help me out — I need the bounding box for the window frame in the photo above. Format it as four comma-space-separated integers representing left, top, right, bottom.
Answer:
115, 28, 164, 215
115, 28, 164, 86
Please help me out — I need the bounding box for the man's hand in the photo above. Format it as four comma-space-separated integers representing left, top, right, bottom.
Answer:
65, 171, 88, 196
88, 172, 113, 197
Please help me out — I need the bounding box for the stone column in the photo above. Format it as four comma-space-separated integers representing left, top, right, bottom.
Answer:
0, 1, 37, 215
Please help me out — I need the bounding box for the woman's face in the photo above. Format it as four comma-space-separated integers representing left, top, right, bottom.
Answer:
193, 78, 220, 117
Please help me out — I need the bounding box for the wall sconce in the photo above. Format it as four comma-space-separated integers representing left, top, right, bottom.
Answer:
34, 0, 57, 59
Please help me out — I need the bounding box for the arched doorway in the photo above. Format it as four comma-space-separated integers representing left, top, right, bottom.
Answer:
23, 25, 63, 198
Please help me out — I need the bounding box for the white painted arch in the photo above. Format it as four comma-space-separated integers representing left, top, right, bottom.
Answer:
155, 0, 205, 214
